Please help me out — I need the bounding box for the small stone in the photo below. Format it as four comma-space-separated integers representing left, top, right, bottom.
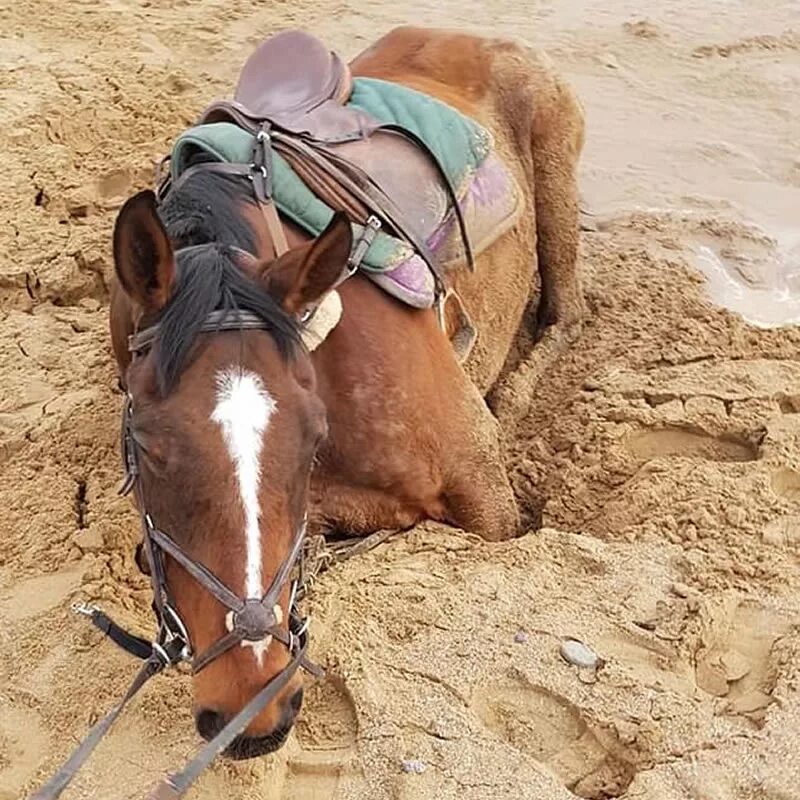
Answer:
670, 581, 691, 598
514, 630, 529, 644
401, 759, 427, 774
560, 638, 598, 669
79, 297, 101, 311
75, 528, 104, 553
425, 718, 459, 741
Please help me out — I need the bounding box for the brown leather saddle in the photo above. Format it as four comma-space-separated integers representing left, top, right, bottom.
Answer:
209, 30, 365, 140
160, 31, 474, 299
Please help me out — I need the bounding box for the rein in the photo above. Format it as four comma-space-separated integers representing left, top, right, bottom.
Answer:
30, 281, 324, 800
31, 106, 389, 797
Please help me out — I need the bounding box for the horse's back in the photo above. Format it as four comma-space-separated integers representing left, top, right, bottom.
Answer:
351, 26, 584, 394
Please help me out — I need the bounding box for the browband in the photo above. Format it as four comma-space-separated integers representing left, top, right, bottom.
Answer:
128, 309, 271, 354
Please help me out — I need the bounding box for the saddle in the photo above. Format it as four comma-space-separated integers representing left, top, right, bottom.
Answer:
159, 30, 478, 358
209, 31, 362, 138
194, 32, 472, 292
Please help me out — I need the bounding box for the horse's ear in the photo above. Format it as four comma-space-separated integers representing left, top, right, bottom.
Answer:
113, 190, 176, 312
262, 211, 352, 315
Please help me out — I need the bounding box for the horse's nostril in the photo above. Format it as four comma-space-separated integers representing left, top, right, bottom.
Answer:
195, 708, 226, 741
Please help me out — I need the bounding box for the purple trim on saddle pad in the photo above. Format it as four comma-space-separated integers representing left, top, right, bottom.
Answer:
367, 155, 519, 308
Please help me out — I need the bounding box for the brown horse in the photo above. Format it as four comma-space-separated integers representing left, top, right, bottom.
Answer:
109, 26, 584, 758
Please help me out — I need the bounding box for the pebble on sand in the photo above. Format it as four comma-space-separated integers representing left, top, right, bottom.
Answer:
514, 630, 529, 644
560, 638, 599, 669
401, 759, 427, 774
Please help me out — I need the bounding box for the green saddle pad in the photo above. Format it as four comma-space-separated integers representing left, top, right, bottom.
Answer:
169, 77, 492, 272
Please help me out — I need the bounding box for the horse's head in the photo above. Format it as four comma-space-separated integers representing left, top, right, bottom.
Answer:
110, 189, 351, 757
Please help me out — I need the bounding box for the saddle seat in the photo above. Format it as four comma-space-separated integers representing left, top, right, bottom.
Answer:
200, 30, 375, 142
235, 30, 353, 116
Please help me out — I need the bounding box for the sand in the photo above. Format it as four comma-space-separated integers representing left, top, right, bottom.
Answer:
1, 1, 799, 798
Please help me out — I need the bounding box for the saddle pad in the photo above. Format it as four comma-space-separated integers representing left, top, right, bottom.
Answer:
347, 78, 491, 195
169, 77, 522, 307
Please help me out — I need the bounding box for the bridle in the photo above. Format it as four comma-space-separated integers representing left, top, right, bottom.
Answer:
120, 382, 319, 676
30, 271, 324, 800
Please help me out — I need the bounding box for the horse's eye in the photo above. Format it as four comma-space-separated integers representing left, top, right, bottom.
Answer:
132, 431, 169, 469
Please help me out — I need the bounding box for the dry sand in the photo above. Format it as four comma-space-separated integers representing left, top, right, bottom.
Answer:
2, 1, 800, 798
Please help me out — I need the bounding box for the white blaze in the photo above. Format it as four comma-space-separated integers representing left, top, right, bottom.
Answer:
211, 368, 275, 665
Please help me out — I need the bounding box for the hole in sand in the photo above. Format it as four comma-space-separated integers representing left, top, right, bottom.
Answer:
295, 675, 358, 751
694, 600, 791, 727
627, 427, 757, 462
74, 478, 88, 530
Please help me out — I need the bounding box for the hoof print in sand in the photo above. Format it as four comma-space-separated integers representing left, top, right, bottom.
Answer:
626, 427, 757, 463
694, 599, 791, 725
285, 676, 358, 800
471, 676, 636, 799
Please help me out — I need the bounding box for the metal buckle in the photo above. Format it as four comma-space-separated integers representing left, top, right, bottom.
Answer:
287, 579, 299, 615
71, 601, 98, 617
293, 616, 310, 639
159, 604, 192, 663
151, 641, 172, 666
345, 215, 381, 275
249, 163, 268, 179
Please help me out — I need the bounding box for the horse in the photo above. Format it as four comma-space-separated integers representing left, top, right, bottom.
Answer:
108, 25, 585, 763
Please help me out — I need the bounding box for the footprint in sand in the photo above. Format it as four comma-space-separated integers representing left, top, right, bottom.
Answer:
284, 675, 359, 800
694, 598, 791, 725
626, 427, 757, 463
471, 675, 636, 799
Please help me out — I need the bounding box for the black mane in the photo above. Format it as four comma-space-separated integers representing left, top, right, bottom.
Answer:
152, 169, 300, 394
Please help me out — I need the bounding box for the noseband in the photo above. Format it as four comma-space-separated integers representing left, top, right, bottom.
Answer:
31, 289, 323, 800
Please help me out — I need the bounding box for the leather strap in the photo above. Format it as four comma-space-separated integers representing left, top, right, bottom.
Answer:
148, 526, 245, 613
262, 199, 289, 256
270, 130, 446, 296
377, 123, 475, 272
81, 606, 153, 660
129, 309, 272, 354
